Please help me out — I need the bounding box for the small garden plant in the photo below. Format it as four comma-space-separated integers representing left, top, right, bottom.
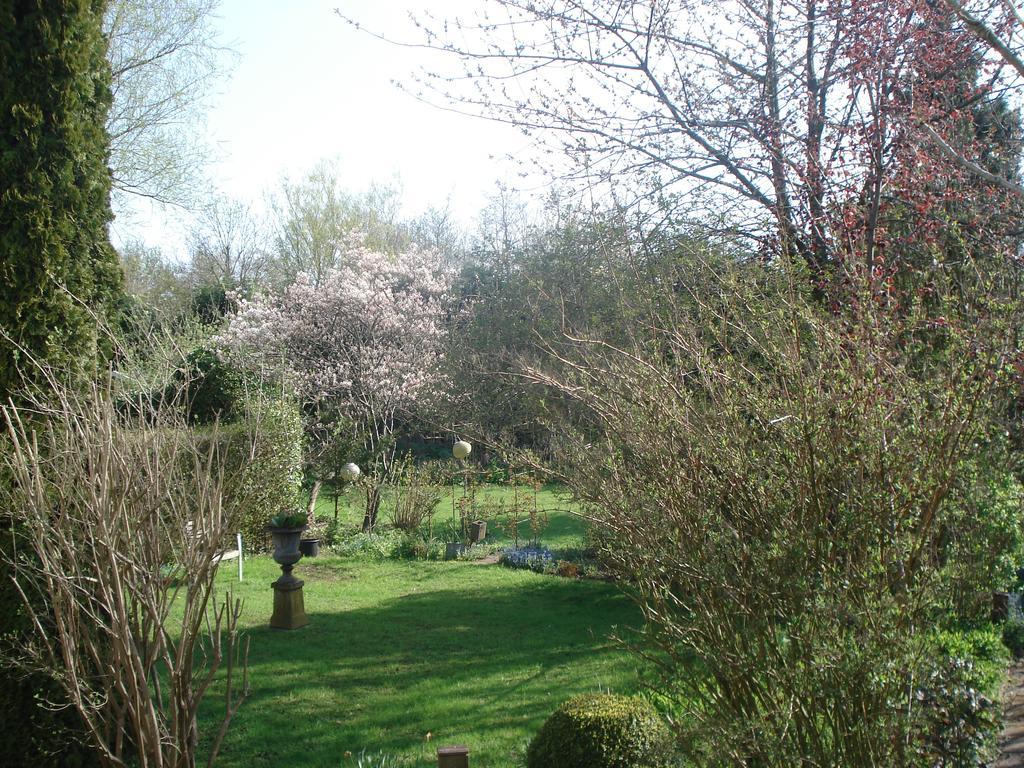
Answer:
269, 511, 308, 529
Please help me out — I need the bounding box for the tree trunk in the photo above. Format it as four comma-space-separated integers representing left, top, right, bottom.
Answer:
362, 484, 381, 533
306, 479, 322, 523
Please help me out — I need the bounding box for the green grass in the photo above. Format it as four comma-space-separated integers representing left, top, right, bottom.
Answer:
198, 555, 644, 767
314, 483, 588, 551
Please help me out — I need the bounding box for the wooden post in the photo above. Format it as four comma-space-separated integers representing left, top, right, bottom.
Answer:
437, 746, 469, 768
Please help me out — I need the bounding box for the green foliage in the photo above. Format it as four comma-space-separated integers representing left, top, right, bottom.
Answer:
931, 626, 1009, 693
189, 282, 234, 324
329, 529, 442, 561
0, 0, 123, 402
1002, 621, 1024, 659
923, 624, 1008, 764
0, 3, 121, 762
177, 346, 246, 425
526, 257, 1018, 765
938, 459, 1024, 621
452, 201, 707, 451
202, 397, 304, 549
269, 512, 306, 529
526, 693, 673, 768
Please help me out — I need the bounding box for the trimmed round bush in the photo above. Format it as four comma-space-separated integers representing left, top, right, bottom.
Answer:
526, 693, 673, 768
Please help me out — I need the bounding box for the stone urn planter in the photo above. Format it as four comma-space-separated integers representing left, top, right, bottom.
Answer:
269, 525, 305, 573
267, 517, 309, 630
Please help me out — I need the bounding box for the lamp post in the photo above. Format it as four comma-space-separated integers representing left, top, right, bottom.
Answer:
334, 462, 361, 524
451, 440, 476, 540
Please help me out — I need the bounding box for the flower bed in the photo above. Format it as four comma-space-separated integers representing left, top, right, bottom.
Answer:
499, 546, 604, 579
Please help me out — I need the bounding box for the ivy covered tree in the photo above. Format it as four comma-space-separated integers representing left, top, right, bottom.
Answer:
0, 0, 124, 404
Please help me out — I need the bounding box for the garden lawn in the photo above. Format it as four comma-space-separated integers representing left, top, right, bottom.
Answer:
314, 483, 588, 550
196, 555, 645, 767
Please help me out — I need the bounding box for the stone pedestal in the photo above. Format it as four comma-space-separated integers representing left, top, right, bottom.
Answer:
268, 524, 309, 630
270, 573, 309, 630
468, 521, 487, 543
437, 746, 469, 768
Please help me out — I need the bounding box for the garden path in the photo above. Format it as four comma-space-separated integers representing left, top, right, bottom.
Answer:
998, 663, 1024, 766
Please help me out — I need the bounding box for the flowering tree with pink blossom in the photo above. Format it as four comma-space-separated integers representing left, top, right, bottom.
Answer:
218, 236, 452, 531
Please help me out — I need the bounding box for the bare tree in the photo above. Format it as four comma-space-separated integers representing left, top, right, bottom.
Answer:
346, 0, 1021, 273
928, 0, 1024, 196
188, 195, 269, 292
105, 0, 234, 208
1, 373, 249, 768
407, 200, 467, 263
269, 162, 356, 288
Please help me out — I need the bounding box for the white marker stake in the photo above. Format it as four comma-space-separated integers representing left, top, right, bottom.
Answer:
237, 533, 244, 581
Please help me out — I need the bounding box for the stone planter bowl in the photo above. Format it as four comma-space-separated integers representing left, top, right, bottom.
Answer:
268, 525, 306, 568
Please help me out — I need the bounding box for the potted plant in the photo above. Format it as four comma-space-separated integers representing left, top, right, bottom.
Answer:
300, 517, 326, 558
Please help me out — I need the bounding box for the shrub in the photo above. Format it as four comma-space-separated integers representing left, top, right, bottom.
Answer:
913, 656, 1000, 766
0, 538, 101, 768
938, 460, 1024, 621
331, 530, 416, 560
200, 397, 304, 549
322, 516, 344, 547
0, 376, 248, 767
932, 626, 1008, 690
526, 693, 673, 768
522, 261, 1017, 764
175, 347, 246, 425
911, 626, 1008, 765
388, 456, 442, 533
1003, 621, 1024, 659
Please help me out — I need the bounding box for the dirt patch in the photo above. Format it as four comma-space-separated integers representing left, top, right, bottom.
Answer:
468, 553, 501, 565
299, 562, 356, 582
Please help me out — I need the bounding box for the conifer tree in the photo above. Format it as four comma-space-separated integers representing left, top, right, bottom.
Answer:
0, 2, 120, 764
0, 0, 123, 403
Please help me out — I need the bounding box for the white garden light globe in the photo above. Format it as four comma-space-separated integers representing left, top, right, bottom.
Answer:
340, 462, 361, 482
452, 440, 472, 460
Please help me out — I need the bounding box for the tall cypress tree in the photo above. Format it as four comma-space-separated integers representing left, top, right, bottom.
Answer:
0, 0, 123, 402
0, 2, 119, 764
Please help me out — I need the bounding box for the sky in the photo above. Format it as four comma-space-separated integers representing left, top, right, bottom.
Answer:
112, 0, 538, 260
